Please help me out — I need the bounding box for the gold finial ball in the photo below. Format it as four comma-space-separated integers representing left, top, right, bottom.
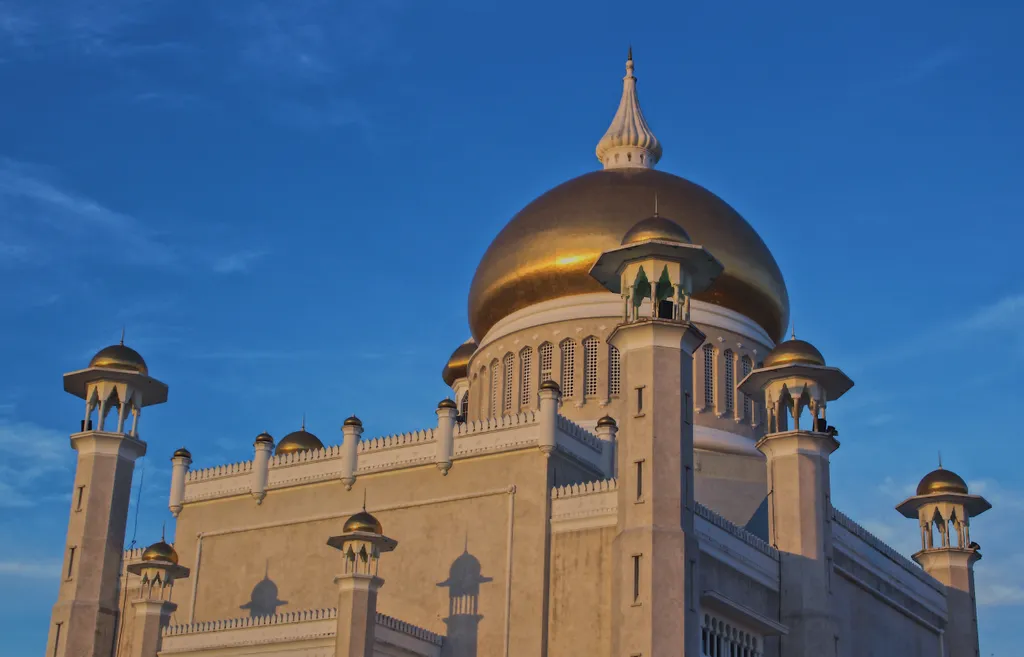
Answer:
620, 215, 691, 246
274, 428, 323, 456
917, 468, 969, 496
89, 343, 148, 375
762, 338, 826, 368
141, 540, 178, 564
343, 510, 383, 535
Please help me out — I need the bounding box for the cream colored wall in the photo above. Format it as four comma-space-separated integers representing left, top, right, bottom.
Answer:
694, 450, 767, 531
832, 574, 943, 657
546, 526, 614, 657
173, 448, 565, 657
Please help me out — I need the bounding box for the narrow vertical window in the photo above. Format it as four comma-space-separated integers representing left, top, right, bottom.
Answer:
635, 460, 644, 501
559, 339, 576, 398
75, 486, 85, 511
741, 356, 753, 419
583, 337, 598, 398
502, 353, 514, 414
636, 387, 644, 414
632, 554, 641, 603
539, 342, 553, 383
724, 349, 735, 415
519, 346, 533, 407
66, 546, 76, 579
608, 346, 621, 396
52, 623, 62, 657
702, 344, 715, 410
459, 392, 469, 420
489, 360, 500, 418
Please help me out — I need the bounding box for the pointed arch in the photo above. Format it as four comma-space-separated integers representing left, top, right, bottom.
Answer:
502, 352, 514, 414
701, 343, 716, 410
539, 342, 554, 384
723, 349, 735, 415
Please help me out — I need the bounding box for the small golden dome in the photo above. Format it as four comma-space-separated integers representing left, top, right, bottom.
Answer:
438, 398, 457, 410
917, 468, 969, 496
620, 215, 691, 246
172, 447, 191, 459
141, 540, 178, 564
89, 343, 148, 375
442, 339, 477, 386
539, 380, 561, 392
255, 432, 274, 445
343, 416, 363, 428
274, 429, 323, 456
762, 338, 825, 368
596, 415, 617, 428
343, 510, 382, 534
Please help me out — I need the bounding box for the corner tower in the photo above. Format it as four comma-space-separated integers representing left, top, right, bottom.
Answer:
897, 466, 990, 657
590, 213, 722, 657
48, 339, 168, 657
738, 336, 853, 657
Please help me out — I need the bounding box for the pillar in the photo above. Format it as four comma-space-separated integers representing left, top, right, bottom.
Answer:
435, 399, 457, 475
538, 380, 561, 455
341, 416, 363, 490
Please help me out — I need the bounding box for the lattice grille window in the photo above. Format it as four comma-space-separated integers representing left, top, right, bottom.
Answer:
608, 346, 621, 396
519, 347, 533, 407
502, 353, 514, 413
701, 613, 762, 657
702, 344, 715, 409
560, 339, 576, 398
539, 342, 553, 384
583, 337, 599, 398
489, 360, 500, 418
724, 349, 735, 415
742, 355, 753, 419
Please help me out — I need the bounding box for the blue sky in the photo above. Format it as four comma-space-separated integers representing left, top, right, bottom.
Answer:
1, 0, 1022, 655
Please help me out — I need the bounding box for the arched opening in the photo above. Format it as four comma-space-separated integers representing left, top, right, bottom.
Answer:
560, 339, 576, 398
583, 336, 599, 399
519, 346, 533, 408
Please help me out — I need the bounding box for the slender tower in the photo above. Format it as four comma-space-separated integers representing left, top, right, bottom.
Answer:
590, 209, 722, 657
896, 466, 990, 657
47, 340, 168, 657
738, 335, 853, 657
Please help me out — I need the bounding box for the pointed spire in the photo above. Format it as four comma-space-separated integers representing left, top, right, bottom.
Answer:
301, 413, 305, 431
161, 522, 166, 542
938, 451, 943, 469
654, 193, 659, 217
120, 327, 125, 346
791, 323, 796, 340
362, 489, 367, 512
595, 48, 662, 170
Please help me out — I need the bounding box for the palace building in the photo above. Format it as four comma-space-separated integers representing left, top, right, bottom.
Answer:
47, 52, 989, 657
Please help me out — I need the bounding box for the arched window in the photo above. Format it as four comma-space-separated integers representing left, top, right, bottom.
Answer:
459, 391, 469, 420
502, 352, 514, 414
741, 355, 753, 419
539, 342, 553, 384
608, 346, 621, 396
702, 344, 715, 410
560, 339, 576, 398
583, 336, 599, 398
519, 346, 533, 407
489, 360, 500, 418
723, 349, 735, 415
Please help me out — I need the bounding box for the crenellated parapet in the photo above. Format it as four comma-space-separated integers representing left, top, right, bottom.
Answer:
695, 502, 778, 560
555, 416, 604, 453
187, 459, 254, 483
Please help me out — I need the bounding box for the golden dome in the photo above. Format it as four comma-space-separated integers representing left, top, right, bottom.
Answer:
343, 510, 383, 534
620, 215, 691, 246
89, 343, 148, 375
343, 416, 363, 428
468, 169, 789, 342
441, 339, 477, 386
141, 540, 178, 564
917, 468, 969, 496
274, 428, 323, 455
596, 415, 617, 428
172, 447, 191, 459
438, 398, 457, 409
762, 338, 825, 368
255, 432, 274, 445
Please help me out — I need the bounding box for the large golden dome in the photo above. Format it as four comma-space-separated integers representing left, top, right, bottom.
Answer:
468, 168, 789, 342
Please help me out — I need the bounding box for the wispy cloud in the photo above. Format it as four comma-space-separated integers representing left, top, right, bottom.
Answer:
212, 250, 267, 274
0, 0, 161, 58
0, 419, 72, 508
0, 560, 62, 579
958, 294, 1024, 332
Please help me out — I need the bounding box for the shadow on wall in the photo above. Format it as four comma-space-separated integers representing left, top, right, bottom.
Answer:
436, 544, 493, 657
240, 562, 288, 618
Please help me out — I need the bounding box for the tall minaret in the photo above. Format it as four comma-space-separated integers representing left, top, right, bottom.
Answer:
590, 210, 723, 657
896, 466, 990, 657
738, 335, 853, 657
48, 339, 168, 657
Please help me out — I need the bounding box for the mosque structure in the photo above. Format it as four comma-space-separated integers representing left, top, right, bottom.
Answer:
46, 52, 990, 657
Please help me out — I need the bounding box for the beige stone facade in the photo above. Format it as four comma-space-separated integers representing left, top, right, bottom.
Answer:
45, 52, 990, 657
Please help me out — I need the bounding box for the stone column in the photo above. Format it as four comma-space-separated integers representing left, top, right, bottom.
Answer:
341, 416, 363, 490
168, 449, 191, 518
251, 435, 273, 504
537, 381, 561, 455
435, 399, 457, 475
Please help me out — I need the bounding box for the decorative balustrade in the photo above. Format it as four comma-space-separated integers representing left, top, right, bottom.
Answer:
186, 459, 254, 482
695, 502, 778, 559
551, 478, 618, 499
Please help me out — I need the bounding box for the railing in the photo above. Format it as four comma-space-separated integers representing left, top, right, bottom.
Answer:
695, 502, 779, 559
551, 478, 618, 499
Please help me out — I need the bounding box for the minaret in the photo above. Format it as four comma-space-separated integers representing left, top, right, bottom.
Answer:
589, 212, 723, 657
327, 507, 398, 657
48, 339, 168, 657
738, 335, 853, 657
124, 537, 190, 657
896, 466, 990, 657
595, 48, 662, 170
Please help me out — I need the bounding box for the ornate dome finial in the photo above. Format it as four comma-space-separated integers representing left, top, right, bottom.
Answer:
595, 48, 662, 170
